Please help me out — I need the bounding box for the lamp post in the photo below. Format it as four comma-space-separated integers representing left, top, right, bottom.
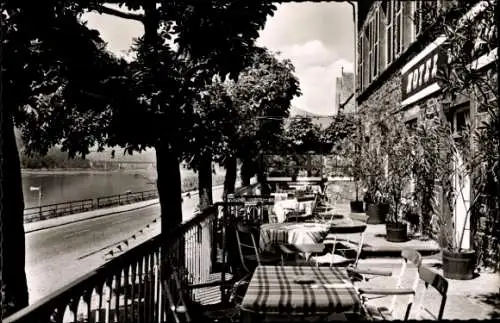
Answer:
30, 186, 42, 216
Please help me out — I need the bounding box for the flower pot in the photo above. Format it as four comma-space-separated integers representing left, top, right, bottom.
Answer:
365, 203, 388, 224
385, 222, 408, 242
350, 200, 364, 213
442, 249, 476, 280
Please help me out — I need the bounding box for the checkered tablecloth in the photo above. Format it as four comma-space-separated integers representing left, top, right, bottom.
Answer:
259, 223, 330, 252
241, 266, 361, 316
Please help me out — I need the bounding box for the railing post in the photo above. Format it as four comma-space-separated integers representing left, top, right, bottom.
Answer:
142, 191, 144, 200
39, 205, 42, 220
221, 202, 228, 304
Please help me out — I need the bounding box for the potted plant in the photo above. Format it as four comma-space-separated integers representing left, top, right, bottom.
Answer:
358, 112, 390, 224
424, 103, 478, 280
339, 136, 365, 213
344, 117, 365, 213
380, 114, 416, 242
385, 197, 412, 242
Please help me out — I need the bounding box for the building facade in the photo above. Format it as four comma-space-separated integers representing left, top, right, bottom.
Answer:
335, 71, 355, 114
355, 0, 497, 250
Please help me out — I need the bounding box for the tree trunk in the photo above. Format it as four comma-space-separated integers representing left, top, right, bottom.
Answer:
1, 111, 29, 317
223, 156, 237, 199
198, 153, 213, 210
240, 159, 253, 187
256, 156, 270, 196
156, 141, 183, 234
155, 140, 184, 271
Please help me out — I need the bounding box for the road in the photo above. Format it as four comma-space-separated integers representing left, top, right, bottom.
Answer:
25, 186, 224, 304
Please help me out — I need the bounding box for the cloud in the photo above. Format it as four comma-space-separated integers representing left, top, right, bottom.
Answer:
291, 55, 354, 116
268, 39, 353, 116
82, 3, 355, 116
257, 3, 355, 116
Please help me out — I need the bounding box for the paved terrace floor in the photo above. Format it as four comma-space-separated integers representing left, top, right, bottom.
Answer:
322, 182, 500, 320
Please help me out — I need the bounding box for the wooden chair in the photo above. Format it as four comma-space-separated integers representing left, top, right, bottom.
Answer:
355, 249, 425, 321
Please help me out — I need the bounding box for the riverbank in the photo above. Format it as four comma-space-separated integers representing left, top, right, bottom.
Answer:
21, 168, 136, 175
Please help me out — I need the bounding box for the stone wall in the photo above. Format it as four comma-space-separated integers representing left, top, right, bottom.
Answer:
358, 71, 402, 115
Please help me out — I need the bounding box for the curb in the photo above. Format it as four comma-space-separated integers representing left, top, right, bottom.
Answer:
361, 247, 442, 258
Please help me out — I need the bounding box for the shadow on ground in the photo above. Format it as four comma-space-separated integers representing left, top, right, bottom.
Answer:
472, 292, 500, 319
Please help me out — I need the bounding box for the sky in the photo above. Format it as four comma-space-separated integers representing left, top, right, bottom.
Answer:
83, 2, 355, 116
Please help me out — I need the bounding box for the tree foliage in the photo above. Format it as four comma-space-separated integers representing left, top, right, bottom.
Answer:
284, 117, 322, 154
223, 47, 301, 183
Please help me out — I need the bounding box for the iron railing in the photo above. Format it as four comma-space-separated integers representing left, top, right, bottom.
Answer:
8, 199, 275, 323
24, 190, 159, 223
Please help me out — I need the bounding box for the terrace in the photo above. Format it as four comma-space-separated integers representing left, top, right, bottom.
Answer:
5, 173, 499, 323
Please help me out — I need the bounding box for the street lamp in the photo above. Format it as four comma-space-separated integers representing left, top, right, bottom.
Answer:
30, 186, 42, 212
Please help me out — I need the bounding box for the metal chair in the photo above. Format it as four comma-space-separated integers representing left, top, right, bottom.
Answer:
234, 222, 282, 274
412, 265, 448, 320
355, 249, 424, 321
163, 268, 217, 323
309, 223, 367, 267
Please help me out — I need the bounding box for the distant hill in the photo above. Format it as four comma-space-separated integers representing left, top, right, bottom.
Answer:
86, 148, 157, 163
288, 106, 334, 129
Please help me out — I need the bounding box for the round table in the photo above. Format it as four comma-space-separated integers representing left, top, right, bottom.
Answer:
259, 222, 330, 252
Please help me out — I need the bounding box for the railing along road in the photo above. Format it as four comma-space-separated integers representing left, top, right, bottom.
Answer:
24, 190, 158, 223
7, 199, 274, 323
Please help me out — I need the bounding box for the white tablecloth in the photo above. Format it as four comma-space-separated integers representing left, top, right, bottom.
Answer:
272, 198, 315, 223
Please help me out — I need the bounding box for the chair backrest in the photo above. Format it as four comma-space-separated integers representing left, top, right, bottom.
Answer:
388, 249, 423, 315
329, 224, 367, 267
415, 266, 448, 320
234, 223, 261, 273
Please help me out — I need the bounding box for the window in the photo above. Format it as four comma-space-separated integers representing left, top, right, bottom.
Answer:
386, 0, 404, 66
447, 105, 470, 135
367, 8, 380, 82
363, 28, 370, 90
413, 1, 423, 39
405, 118, 418, 135
358, 36, 364, 90
456, 109, 470, 134
374, 9, 380, 78
386, 0, 394, 65
394, 1, 404, 57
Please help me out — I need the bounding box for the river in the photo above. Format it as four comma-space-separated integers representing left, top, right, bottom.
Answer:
21, 167, 206, 208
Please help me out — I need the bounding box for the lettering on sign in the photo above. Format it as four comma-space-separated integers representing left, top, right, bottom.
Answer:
401, 46, 445, 102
